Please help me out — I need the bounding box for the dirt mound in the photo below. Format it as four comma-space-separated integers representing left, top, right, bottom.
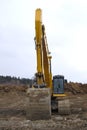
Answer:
0, 84, 28, 93
0, 82, 87, 96
65, 82, 87, 95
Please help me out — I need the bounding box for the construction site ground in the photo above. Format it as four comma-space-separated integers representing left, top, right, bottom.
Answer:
0, 83, 87, 130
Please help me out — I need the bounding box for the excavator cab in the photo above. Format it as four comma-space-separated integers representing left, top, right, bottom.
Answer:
53, 75, 66, 97
53, 75, 64, 94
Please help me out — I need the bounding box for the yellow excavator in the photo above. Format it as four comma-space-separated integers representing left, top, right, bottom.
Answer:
26, 8, 69, 120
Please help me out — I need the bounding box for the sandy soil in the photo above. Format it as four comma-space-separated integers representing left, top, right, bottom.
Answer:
0, 84, 87, 130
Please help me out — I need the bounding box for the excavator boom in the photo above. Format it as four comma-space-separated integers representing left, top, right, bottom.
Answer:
35, 9, 43, 85
35, 9, 52, 90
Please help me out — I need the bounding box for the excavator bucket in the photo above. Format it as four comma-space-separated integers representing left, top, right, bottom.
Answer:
26, 88, 51, 120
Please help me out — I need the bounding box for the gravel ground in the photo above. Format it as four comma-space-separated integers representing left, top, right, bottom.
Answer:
0, 86, 87, 130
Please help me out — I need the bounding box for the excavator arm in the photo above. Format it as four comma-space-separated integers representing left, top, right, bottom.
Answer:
41, 24, 53, 90
35, 8, 52, 90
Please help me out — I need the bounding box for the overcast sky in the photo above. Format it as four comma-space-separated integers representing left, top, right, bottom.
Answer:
0, 0, 87, 83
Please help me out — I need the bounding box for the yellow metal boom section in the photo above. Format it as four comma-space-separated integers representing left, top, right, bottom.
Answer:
35, 9, 43, 85
35, 8, 53, 91
42, 25, 52, 90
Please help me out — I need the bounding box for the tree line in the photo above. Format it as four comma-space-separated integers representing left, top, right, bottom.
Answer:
0, 75, 32, 85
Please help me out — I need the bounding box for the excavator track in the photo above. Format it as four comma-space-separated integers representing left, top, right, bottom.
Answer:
26, 88, 71, 120
26, 88, 51, 120
51, 98, 70, 115
58, 99, 70, 114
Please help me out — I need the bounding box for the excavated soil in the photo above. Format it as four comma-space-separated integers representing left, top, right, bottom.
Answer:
0, 83, 87, 130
